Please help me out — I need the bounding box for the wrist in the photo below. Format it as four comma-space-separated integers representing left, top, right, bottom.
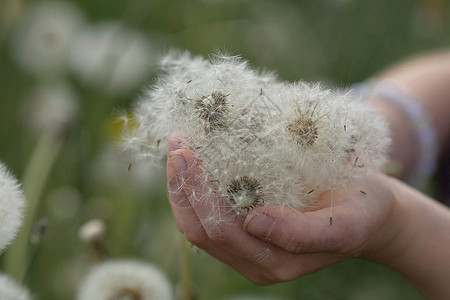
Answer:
361, 177, 450, 298
359, 176, 413, 263
356, 80, 440, 187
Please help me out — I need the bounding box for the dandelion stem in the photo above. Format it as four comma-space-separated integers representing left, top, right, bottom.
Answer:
180, 235, 194, 300
4, 132, 63, 282
23, 242, 40, 282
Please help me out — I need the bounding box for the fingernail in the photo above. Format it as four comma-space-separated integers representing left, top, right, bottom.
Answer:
167, 151, 187, 194
168, 151, 187, 174
168, 137, 184, 152
244, 213, 275, 238
167, 151, 190, 207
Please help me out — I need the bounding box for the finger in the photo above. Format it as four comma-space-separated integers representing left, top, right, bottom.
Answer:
166, 150, 272, 284
168, 148, 346, 283
167, 135, 187, 152
173, 148, 297, 270
243, 200, 364, 255
170, 203, 272, 285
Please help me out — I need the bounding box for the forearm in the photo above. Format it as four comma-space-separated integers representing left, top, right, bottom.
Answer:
364, 177, 450, 299
367, 49, 450, 178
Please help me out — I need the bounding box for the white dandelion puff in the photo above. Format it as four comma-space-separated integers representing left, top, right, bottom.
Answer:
202, 152, 305, 216
11, 0, 85, 76
124, 51, 390, 217
124, 51, 278, 162
22, 81, 79, 137
268, 82, 390, 206
0, 273, 32, 300
76, 260, 173, 300
0, 162, 25, 253
70, 21, 153, 94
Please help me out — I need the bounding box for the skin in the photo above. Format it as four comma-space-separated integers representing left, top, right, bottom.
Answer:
369, 49, 450, 177
166, 50, 450, 299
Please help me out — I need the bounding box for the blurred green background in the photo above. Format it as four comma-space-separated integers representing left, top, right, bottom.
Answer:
1, 0, 449, 299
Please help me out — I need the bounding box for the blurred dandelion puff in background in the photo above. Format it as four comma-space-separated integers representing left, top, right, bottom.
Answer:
21, 81, 79, 137
0, 162, 25, 253
70, 21, 153, 95
0, 273, 31, 300
11, 0, 85, 77
124, 51, 390, 219
76, 260, 173, 300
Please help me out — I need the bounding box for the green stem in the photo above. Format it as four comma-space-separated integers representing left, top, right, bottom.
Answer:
4, 132, 63, 281
180, 236, 194, 300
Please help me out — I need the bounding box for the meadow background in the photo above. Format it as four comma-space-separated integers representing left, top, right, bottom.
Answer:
1, 0, 450, 299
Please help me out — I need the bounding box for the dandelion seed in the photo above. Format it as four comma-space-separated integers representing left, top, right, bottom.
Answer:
0, 162, 25, 253
92, 146, 161, 193
254, 248, 273, 264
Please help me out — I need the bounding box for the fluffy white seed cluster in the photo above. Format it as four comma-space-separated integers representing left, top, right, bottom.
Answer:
0, 273, 32, 300
11, 0, 85, 76
0, 162, 25, 253
76, 260, 173, 300
124, 52, 390, 219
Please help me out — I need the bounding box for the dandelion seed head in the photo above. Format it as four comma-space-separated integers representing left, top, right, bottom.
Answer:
124, 51, 390, 217
76, 260, 173, 300
268, 82, 390, 197
227, 176, 264, 214
70, 21, 153, 94
195, 91, 229, 132
22, 82, 79, 137
0, 162, 25, 253
11, 0, 84, 76
286, 116, 318, 146
0, 273, 32, 300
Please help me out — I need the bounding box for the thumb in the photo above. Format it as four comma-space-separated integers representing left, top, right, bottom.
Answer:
244, 204, 359, 255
